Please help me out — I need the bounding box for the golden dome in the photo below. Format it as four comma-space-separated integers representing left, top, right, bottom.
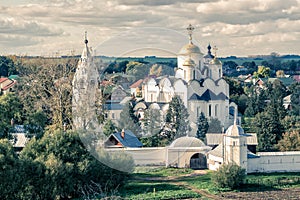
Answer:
209, 57, 222, 65
183, 57, 196, 66
179, 43, 202, 55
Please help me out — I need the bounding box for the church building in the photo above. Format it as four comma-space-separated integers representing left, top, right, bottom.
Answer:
132, 24, 237, 134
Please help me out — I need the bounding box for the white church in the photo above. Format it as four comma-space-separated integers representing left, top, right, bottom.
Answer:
72, 26, 300, 174
130, 24, 237, 134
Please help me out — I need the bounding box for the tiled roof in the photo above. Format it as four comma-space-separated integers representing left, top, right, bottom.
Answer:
112, 130, 143, 148
189, 90, 229, 101
209, 143, 224, 158
130, 79, 143, 88
206, 133, 258, 145
104, 103, 123, 110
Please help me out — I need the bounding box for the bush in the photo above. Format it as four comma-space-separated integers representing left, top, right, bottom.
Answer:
19, 130, 133, 199
211, 163, 246, 190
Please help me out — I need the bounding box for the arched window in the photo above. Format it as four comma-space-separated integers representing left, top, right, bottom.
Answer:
215, 104, 218, 116
208, 104, 212, 117
193, 70, 196, 79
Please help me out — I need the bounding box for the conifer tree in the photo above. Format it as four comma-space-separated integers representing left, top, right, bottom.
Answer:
162, 95, 190, 143
196, 112, 209, 141
118, 100, 141, 136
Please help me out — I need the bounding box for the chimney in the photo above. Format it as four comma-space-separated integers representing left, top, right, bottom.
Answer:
11, 118, 15, 127
121, 129, 125, 139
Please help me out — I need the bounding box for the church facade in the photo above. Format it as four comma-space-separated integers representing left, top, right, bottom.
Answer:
131, 24, 236, 134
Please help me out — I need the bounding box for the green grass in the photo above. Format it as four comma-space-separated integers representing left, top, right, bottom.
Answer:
90, 168, 300, 199
119, 181, 201, 200
243, 172, 300, 190
134, 166, 193, 177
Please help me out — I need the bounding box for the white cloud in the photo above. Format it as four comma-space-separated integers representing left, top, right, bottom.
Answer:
0, 0, 300, 56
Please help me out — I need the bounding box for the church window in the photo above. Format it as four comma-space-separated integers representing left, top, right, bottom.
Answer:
219, 69, 221, 78
151, 93, 153, 102
184, 70, 186, 80
112, 113, 115, 119
208, 105, 212, 116
193, 70, 196, 79
197, 107, 199, 117
215, 104, 218, 116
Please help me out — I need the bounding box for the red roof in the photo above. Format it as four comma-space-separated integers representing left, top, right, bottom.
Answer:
0, 78, 8, 83
130, 79, 143, 88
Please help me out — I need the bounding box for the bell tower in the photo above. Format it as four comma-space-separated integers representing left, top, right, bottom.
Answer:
72, 32, 99, 130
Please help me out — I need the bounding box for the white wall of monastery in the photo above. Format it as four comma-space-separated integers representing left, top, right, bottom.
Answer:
247, 152, 300, 173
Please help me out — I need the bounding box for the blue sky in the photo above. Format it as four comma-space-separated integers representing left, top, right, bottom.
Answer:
1, 0, 300, 57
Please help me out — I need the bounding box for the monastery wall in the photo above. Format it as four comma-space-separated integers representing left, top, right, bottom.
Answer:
124, 147, 167, 166
248, 151, 300, 173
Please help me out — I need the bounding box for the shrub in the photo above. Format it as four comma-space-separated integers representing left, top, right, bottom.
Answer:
211, 163, 246, 190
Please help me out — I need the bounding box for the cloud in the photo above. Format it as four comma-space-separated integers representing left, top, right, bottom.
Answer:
0, 18, 64, 37
0, 0, 300, 56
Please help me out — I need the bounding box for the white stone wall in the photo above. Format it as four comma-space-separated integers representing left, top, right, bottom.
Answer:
124, 147, 167, 166
208, 154, 223, 171
248, 152, 300, 173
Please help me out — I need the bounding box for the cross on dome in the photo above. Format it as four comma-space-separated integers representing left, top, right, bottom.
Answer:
213, 45, 218, 58
187, 24, 195, 44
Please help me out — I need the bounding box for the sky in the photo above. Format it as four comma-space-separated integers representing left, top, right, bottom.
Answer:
1, 0, 300, 57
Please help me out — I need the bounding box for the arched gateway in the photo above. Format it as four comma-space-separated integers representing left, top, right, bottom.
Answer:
190, 153, 207, 169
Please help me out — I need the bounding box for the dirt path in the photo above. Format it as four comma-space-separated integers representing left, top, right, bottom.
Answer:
172, 181, 220, 200
136, 170, 221, 199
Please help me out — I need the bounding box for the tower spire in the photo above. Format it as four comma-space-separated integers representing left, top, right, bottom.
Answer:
84, 31, 88, 45
187, 24, 194, 44
234, 107, 237, 126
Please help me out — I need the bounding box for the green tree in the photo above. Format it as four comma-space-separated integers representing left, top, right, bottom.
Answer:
0, 139, 21, 200
211, 163, 246, 190
16, 57, 77, 131
244, 86, 266, 117
0, 56, 16, 77
125, 61, 151, 82
20, 129, 132, 199
0, 93, 23, 138
24, 110, 47, 139
253, 66, 271, 78
207, 118, 222, 133
118, 101, 141, 136
255, 106, 284, 151
266, 79, 287, 120
196, 112, 209, 141
276, 130, 300, 151
103, 119, 118, 136
289, 82, 300, 116
142, 108, 162, 137
161, 96, 190, 144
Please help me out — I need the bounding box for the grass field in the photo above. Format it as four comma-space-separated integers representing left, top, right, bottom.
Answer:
113, 167, 300, 200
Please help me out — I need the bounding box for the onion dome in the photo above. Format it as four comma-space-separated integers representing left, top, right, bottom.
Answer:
225, 124, 245, 137
179, 43, 201, 55
209, 57, 222, 65
183, 57, 196, 67
170, 136, 206, 148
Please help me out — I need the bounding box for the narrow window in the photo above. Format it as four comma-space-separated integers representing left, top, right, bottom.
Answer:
215, 104, 218, 116
208, 105, 212, 117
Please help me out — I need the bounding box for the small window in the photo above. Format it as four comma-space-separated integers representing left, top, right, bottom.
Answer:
208, 105, 212, 117
112, 113, 115, 119
215, 104, 218, 116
